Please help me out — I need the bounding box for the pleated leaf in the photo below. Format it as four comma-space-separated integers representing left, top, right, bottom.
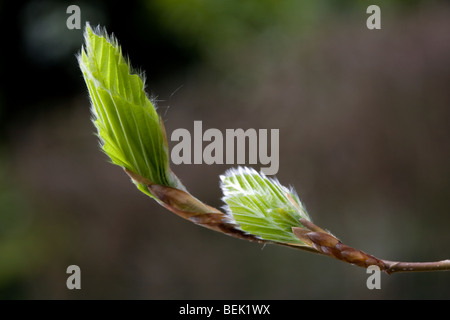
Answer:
220, 167, 311, 245
78, 23, 184, 198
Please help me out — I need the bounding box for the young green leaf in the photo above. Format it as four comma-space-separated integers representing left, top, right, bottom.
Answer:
78, 23, 185, 198
220, 167, 311, 246
78, 24, 450, 275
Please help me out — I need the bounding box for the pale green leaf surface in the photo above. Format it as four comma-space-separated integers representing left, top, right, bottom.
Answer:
78, 23, 184, 198
220, 167, 311, 245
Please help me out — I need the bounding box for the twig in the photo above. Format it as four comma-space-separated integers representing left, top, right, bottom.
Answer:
382, 259, 450, 274
293, 218, 450, 274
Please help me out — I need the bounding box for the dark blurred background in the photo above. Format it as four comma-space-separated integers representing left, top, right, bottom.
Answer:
0, 0, 449, 299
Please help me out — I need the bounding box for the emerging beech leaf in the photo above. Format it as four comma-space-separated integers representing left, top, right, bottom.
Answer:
79, 23, 450, 275
220, 167, 311, 246
78, 23, 185, 198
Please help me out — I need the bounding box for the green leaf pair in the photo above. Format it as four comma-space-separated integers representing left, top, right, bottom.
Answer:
78, 23, 450, 275
78, 23, 311, 248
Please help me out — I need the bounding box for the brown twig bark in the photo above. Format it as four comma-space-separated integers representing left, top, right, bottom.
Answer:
382, 259, 450, 274
125, 168, 450, 274
293, 218, 450, 274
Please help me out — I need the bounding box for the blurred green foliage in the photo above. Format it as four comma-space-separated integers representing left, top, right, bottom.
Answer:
147, 0, 339, 61
147, 0, 423, 58
0, 155, 36, 298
